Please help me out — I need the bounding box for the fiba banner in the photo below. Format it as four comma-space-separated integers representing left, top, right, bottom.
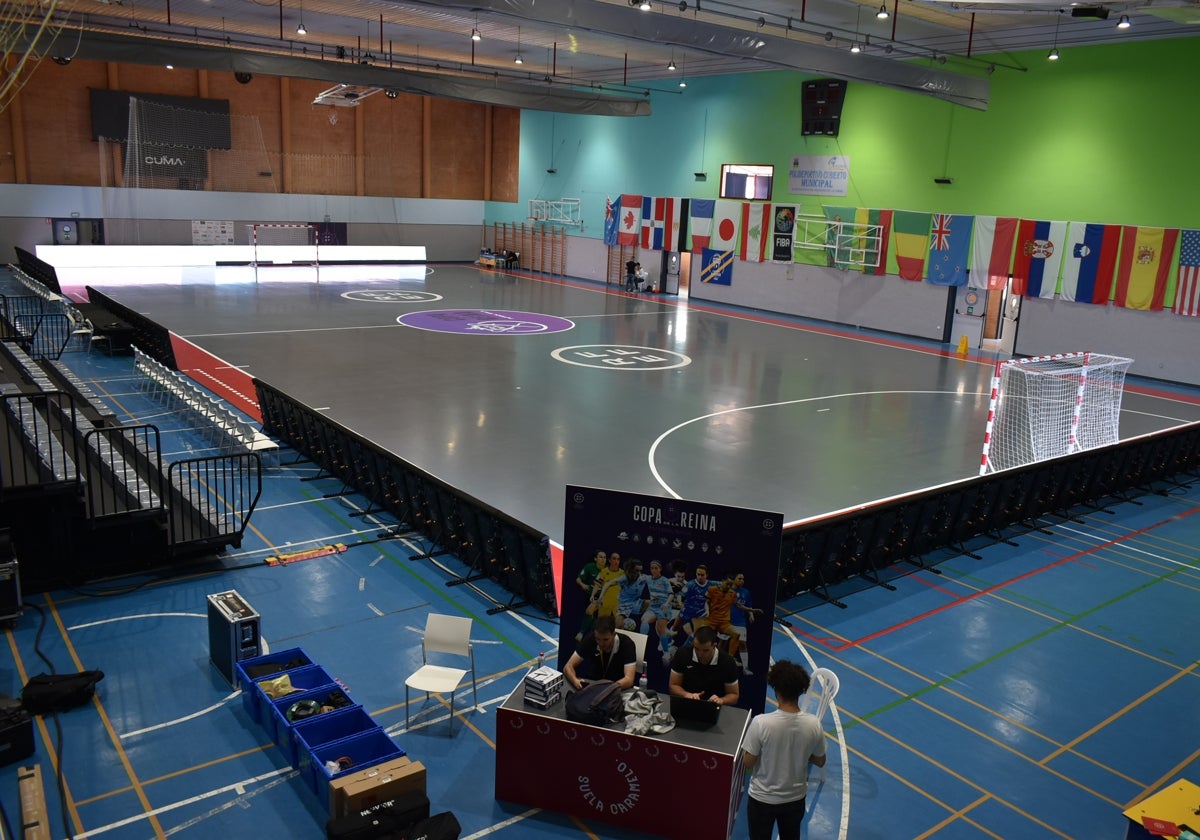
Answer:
561, 485, 784, 715
772, 206, 797, 262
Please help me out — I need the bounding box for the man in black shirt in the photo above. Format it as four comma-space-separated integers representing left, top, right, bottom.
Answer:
669, 625, 740, 706
563, 615, 637, 690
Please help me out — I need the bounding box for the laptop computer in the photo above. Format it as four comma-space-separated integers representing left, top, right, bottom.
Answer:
670, 695, 722, 729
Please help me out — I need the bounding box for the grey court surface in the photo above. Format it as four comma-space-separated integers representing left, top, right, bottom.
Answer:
85, 263, 1200, 543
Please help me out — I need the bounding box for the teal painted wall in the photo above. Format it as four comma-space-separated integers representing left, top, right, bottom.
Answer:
487, 37, 1200, 235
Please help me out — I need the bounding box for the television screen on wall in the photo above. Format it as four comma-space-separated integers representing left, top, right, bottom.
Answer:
719, 164, 773, 200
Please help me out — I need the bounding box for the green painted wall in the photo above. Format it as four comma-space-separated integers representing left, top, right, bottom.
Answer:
487, 37, 1200, 235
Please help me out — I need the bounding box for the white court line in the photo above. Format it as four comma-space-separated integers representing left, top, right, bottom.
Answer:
460, 807, 542, 839
121, 691, 241, 740
69, 612, 205, 631
648, 389, 990, 500
73, 768, 296, 838
779, 623, 851, 840
1052, 522, 1200, 568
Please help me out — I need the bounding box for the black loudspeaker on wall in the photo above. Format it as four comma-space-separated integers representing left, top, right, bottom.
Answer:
802, 78, 847, 137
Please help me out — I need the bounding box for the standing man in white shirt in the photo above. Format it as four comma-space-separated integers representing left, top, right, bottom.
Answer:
741, 660, 827, 840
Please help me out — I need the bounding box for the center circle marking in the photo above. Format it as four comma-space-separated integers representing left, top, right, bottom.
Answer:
342, 290, 443, 303
551, 344, 691, 371
397, 309, 574, 335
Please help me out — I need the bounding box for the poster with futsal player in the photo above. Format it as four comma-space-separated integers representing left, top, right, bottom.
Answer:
560, 484, 784, 715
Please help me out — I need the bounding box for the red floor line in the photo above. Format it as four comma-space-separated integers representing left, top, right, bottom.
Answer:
833, 505, 1200, 651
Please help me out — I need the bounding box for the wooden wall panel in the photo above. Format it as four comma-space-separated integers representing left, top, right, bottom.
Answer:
0, 95, 13, 184
285, 79, 356, 196
428, 99, 486, 200
362, 92, 423, 198
491, 107, 520, 203
18, 60, 110, 186
207, 72, 284, 194
1, 58, 520, 199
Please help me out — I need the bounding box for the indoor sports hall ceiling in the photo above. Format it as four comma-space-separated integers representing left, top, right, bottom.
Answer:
6, 0, 1200, 113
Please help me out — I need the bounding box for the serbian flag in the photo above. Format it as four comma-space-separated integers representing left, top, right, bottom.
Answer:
823, 205, 857, 269
640, 196, 655, 250
968, 216, 1017, 290
1115, 225, 1180, 310
617, 194, 642, 246
603, 196, 619, 246
701, 248, 733, 285
889, 210, 932, 281
1011, 219, 1066, 298
1059, 222, 1120, 304
925, 213, 974, 287
712, 200, 741, 251
688, 199, 715, 252
858, 208, 892, 276
1173, 229, 1200, 316
739, 202, 771, 262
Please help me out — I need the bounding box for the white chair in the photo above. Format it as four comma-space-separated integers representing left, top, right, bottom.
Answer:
798, 667, 839, 781
615, 628, 648, 676
405, 613, 477, 734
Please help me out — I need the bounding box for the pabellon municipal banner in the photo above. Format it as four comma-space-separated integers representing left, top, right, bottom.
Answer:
789, 155, 850, 197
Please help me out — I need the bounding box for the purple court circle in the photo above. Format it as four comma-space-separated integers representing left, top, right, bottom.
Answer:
397, 309, 575, 335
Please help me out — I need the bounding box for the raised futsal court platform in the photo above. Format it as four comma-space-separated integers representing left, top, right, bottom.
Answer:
65, 256, 1200, 545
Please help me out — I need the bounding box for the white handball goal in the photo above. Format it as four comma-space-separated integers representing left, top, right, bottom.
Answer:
979, 351, 1133, 475
250, 223, 319, 269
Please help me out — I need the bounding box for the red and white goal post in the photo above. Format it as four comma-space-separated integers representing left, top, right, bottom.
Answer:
979, 351, 1133, 475
250, 223, 319, 269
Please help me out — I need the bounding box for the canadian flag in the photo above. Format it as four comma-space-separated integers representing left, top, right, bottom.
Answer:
618, 195, 642, 246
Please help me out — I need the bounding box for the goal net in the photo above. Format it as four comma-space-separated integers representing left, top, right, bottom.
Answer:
979, 352, 1133, 475
250, 223, 319, 269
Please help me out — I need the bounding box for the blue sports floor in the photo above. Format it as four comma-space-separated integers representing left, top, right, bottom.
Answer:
0, 265, 1198, 840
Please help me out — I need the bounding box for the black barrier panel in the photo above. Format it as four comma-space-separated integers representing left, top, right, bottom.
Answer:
84, 286, 172, 364
254, 380, 557, 617
777, 421, 1200, 604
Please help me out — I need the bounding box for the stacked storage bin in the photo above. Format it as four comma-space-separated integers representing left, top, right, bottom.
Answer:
235, 647, 406, 814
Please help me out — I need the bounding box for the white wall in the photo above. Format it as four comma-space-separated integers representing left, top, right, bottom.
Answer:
1014, 298, 1198, 385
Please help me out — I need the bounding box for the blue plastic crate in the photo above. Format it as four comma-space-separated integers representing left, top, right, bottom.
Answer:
299, 729, 406, 811
268, 682, 355, 748
233, 647, 313, 724
285, 706, 377, 769
253, 664, 337, 740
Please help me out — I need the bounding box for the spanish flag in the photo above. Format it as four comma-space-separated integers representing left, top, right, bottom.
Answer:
1115, 226, 1180, 310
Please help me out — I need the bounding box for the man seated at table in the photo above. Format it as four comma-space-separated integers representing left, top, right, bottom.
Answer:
563, 614, 637, 691
669, 625, 740, 706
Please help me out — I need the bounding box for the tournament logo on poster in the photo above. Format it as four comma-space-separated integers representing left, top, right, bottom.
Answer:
560, 485, 784, 715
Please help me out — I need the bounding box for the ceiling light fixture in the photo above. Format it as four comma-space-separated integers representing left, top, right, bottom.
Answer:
679, 59, 686, 88
850, 42, 861, 53
1048, 12, 1061, 60
296, 0, 306, 35
1117, 13, 1131, 28
640, 0, 652, 9
668, 48, 676, 71
514, 25, 524, 64
471, 28, 480, 41
876, 4, 889, 19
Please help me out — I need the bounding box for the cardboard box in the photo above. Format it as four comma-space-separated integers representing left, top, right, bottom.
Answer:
329, 755, 426, 817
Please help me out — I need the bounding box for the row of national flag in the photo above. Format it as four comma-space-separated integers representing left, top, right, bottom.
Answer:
603, 195, 780, 262
824, 207, 1200, 316
603, 195, 1200, 315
